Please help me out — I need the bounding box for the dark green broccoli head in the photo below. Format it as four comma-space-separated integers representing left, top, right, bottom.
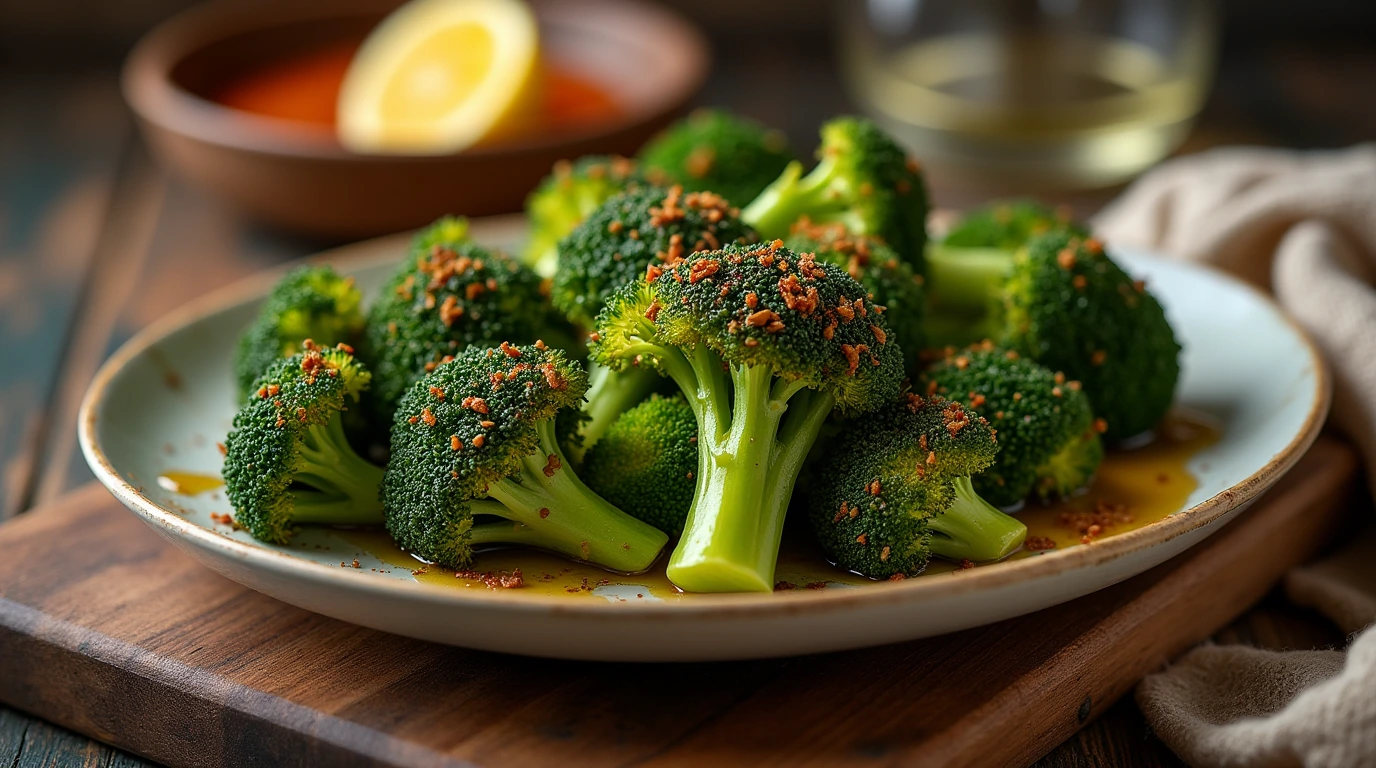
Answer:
522, 156, 644, 277
362, 220, 553, 425
223, 342, 383, 544
942, 199, 1087, 251
638, 108, 796, 206
582, 394, 698, 535
810, 394, 1023, 579
743, 116, 929, 272
233, 266, 365, 399
383, 342, 667, 571
552, 184, 758, 328
921, 343, 1103, 507
646, 242, 906, 412
1005, 232, 1180, 441
784, 218, 926, 373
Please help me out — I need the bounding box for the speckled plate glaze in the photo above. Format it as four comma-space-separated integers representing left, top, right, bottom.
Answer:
79, 216, 1329, 661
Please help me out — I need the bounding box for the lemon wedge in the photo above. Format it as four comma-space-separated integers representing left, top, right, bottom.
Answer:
338, 0, 539, 154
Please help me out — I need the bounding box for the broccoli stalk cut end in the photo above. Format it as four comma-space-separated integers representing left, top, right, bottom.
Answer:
927, 476, 1027, 562
478, 419, 668, 573
668, 364, 836, 593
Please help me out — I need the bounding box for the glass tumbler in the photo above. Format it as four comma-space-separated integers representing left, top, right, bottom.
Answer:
840, 0, 1218, 190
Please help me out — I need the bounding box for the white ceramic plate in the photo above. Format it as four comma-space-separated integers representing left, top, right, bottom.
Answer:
79, 216, 1328, 661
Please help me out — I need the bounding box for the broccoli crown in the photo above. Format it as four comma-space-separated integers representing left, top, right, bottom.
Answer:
809, 394, 1005, 579
785, 218, 926, 372
383, 342, 588, 565
233, 266, 365, 399
640, 241, 905, 412
638, 108, 796, 207
921, 343, 1102, 507
942, 199, 1088, 251
362, 222, 551, 424
743, 116, 929, 272
382, 342, 668, 571
1005, 232, 1180, 440
582, 394, 698, 535
223, 342, 383, 544
552, 185, 758, 328
522, 156, 644, 277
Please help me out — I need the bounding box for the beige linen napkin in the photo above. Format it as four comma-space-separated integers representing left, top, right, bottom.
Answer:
1093, 145, 1376, 768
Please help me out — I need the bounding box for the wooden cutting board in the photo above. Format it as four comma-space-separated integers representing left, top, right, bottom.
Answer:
0, 438, 1357, 768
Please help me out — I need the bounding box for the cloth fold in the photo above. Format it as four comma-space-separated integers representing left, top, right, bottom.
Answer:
1092, 145, 1376, 768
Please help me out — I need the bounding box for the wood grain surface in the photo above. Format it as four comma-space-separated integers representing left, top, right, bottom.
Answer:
0, 439, 1357, 768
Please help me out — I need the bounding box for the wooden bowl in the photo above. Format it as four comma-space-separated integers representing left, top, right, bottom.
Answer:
123, 0, 708, 239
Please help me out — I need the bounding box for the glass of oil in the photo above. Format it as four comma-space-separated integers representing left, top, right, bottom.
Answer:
840, 0, 1218, 190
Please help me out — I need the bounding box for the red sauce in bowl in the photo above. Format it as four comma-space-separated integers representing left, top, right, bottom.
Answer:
212, 40, 621, 141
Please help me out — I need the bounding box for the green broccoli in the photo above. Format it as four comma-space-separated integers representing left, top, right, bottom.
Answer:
591, 242, 906, 592
223, 342, 383, 544
361, 218, 558, 426
784, 218, 926, 373
926, 200, 1088, 337
553, 184, 757, 462
742, 116, 929, 272
582, 394, 698, 535
522, 156, 643, 278
639, 108, 796, 206
382, 342, 668, 572
809, 394, 1027, 579
233, 266, 365, 399
921, 343, 1103, 508
925, 230, 1181, 441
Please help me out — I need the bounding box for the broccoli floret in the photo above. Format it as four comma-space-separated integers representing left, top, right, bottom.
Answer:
742, 116, 929, 272
361, 218, 558, 426
941, 199, 1087, 251
382, 342, 668, 572
809, 395, 1026, 579
582, 394, 697, 535
223, 342, 383, 544
785, 218, 926, 374
233, 266, 365, 399
522, 156, 643, 278
921, 343, 1103, 508
553, 185, 757, 462
639, 108, 796, 207
926, 230, 1180, 440
591, 242, 906, 592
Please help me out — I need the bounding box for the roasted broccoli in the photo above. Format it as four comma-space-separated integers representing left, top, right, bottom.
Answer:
522, 155, 643, 278
382, 342, 668, 572
233, 266, 365, 399
809, 394, 1026, 579
582, 394, 698, 535
361, 218, 557, 426
639, 108, 796, 206
553, 185, 757, 461
591, 241, 906, 592
742, 116, 929, 272
223, 342, 383, 544
785, 218, 926, 373
921, 343, 1103, 508
925, 230, 1180, 440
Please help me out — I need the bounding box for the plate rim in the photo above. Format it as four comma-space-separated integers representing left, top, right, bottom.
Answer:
78, 223, 1332, 618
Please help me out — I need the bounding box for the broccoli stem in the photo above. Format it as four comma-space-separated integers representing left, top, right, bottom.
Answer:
924, 243, 1014, 346
742, 158, 858, 239
475, 419, 669, 573
290, 416, 384, 524
667, 364, 836, 593
567, 362, 662, 465
928, 476, 1027, 562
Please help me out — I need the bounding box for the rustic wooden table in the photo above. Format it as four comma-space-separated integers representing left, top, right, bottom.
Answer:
0, 24, 1372, 768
